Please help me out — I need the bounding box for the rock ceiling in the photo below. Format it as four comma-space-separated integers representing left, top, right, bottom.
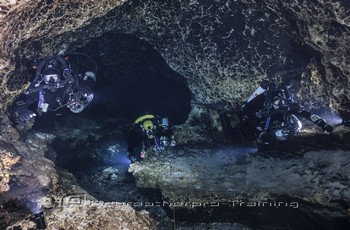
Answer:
0, 0, 349, 112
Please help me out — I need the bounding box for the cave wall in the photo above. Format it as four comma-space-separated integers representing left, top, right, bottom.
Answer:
111, 0, 349, 111
109, 0, 311, 107
273, 0, 350, 111
0, 0, 127, 109
0, 114, 59, 212
0, 0, 349, 112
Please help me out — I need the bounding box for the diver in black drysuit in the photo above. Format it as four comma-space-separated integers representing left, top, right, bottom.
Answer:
11, 52, 96, 122
218, 81, 333, 148
125, 114, 176, 163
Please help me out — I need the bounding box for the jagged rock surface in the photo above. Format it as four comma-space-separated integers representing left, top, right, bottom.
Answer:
0, 111, 159, 229
0, 112, 59, 204
0, 0, 127, 108
7, 203, 157, 230
0, 0, 349, 112
129, 130, 350, 229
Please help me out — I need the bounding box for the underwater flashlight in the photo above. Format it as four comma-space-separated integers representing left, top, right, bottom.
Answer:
30, 211, 46, 230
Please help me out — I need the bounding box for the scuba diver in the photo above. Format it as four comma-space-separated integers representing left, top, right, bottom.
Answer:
212, 80, 334, 149
11, 51, 96, 122
125, 113, 176, 163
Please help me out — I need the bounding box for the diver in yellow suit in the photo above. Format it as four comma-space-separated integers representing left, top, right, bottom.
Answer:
125, 114, 176, 163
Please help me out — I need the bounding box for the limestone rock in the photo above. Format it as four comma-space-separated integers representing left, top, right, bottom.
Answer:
129, 141, 350, 226
0, 145, 20, 192
0, 0, 349, 112
8, 203, 157, 230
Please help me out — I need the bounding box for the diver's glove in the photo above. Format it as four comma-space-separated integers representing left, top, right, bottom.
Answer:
322, 124, 333, 133
170, 138, 176, 147
311, 114, 333, 133
170, 140, 176, 147
15, 108, 36, 122
316, 119, 333, 133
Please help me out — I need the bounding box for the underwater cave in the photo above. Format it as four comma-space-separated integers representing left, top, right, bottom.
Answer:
1, 0, 350, 230
33, 32, 192, 127
32, 32, 193, 204
74, 32, 192, 124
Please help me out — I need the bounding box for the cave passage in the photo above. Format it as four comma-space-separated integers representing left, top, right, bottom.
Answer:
32, 32, 192, 132
27, 32, 349, 230
75, 32, 192, 125
29, 33, 193, 216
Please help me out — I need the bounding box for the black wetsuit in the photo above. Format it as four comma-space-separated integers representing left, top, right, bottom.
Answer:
126, 116, 174, 160
221, 93, 330, 142
11, 55, 95, 117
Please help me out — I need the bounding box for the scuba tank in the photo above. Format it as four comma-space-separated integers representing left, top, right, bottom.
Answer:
246, 80, 269, 103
